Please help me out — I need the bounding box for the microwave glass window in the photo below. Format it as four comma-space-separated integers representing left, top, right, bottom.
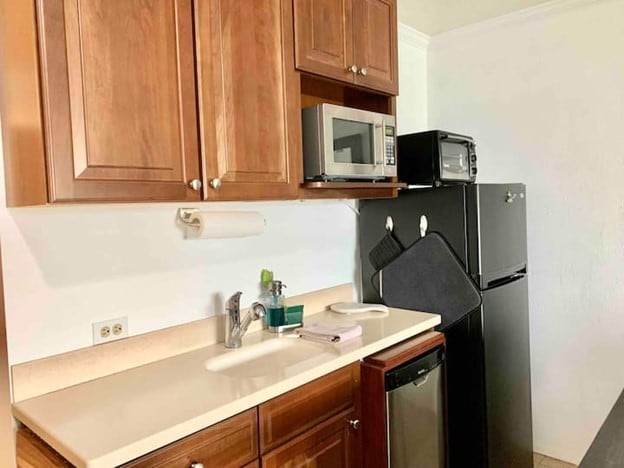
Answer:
441, 141, 469, 179
332, 119, 374, 165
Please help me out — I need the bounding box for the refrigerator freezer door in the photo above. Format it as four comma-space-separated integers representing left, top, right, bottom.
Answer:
482, 275, 533, 468
466, 184, 527, 288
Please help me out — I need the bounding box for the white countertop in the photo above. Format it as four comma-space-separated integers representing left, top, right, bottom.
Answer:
13, 307, 440, 467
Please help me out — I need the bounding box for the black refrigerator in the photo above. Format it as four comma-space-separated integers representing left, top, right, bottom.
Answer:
359, 183, 533, 468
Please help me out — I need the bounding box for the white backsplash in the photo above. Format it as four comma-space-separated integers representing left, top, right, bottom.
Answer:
0, 167, 358, 364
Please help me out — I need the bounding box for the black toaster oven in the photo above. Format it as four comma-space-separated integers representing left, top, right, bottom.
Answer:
397, 130, 477, 186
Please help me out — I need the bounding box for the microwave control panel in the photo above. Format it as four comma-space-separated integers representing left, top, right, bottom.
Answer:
385, 126, 396, 167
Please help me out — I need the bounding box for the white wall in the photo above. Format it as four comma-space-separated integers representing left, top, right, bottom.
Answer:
396, 24, 429, 134
428, 0, 624, 463
0, 124, 359, 365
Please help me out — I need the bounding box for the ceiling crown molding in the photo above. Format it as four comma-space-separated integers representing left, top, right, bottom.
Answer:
428, 0, 603, 50
398, 23, 430, 50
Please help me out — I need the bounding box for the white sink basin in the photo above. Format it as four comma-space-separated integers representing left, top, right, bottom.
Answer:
205, 337, 336, 379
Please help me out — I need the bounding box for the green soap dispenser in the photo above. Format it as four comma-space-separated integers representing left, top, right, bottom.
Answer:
265, 280, 289, 333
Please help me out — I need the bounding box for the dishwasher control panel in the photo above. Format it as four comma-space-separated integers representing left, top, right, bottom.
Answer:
384, 346, 445, 391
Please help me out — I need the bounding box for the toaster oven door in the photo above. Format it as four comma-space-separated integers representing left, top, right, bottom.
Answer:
440, 139, 471, 181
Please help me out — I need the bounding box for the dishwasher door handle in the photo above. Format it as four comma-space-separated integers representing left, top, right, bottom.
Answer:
412, 374, 430, 388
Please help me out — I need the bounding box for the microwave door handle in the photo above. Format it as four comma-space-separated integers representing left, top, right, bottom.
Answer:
375, 123, 384, 168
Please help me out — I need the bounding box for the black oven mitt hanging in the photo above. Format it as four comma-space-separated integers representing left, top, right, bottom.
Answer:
368, 215, 405, 271
371, 231, 482, 330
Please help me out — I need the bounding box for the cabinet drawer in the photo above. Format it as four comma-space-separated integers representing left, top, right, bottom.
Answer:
122, 409, 258, 468
259, 363, 360, 453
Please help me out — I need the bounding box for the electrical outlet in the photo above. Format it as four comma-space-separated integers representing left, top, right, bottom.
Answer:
92, 317, 128, 345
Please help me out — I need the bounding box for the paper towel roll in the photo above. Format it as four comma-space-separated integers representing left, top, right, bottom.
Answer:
184, 211, 265, 239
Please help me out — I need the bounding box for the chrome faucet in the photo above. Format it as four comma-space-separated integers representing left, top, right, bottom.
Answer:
224, 291, 266, 348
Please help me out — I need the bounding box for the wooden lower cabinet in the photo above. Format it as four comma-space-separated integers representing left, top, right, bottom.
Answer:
259, 362, 362, 467
16, 427, 72, 468
262, 408, 359, 467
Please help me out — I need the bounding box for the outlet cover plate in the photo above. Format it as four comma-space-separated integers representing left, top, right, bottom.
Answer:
92, 317, 128, 345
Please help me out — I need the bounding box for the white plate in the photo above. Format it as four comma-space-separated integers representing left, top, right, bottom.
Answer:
329, 302, 389, 314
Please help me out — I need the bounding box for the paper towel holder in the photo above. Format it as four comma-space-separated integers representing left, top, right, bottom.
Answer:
178, 208, 201, 231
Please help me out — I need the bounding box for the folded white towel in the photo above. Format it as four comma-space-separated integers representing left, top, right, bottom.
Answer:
295, 322, 363, 343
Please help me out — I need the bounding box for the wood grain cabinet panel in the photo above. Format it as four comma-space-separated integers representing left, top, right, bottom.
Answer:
353, 0, 398, 94
122, 408, 258, 468
16, 427, 72, 467
195, 0, 300, 200
293, 0, 397, 95
36, 0, 201, 202
259, 363, 360, 454
293, 0, 354, 83
261, 408, 359, 468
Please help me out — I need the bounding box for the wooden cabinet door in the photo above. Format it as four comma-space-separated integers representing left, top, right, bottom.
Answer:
293, 0, 355, 84
36, 0, 201, 202
353, 0, 398, 95
261, 408, 360, 468
195, 0, 300, 201
259, 363, 360, 454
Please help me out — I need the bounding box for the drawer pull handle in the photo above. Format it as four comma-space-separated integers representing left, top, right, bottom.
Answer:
190, 463, 204, 468
349, 419, 360, 430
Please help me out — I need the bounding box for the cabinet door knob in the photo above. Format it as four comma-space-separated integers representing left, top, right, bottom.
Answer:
357, 67, 368, 76
189, 463, 204, 468
347, 64, 358, 74
209, 178, 222, 189
349, 419, 360, 430
188, 179, 202, 191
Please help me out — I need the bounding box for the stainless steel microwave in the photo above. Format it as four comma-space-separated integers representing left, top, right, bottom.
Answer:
397, 130, 477, 186
302, 104, 397, 181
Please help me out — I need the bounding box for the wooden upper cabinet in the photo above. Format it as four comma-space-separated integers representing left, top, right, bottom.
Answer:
293, 0, 398, 95
293, 0, 354, 83
353, 0, 398, 94
195, 0, 300, 201
36, 0, 201, 202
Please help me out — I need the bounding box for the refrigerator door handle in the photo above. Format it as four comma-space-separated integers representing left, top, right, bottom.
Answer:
486, 273, 526, 289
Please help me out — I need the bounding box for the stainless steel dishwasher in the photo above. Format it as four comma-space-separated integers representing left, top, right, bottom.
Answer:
385, 346, 446, 468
